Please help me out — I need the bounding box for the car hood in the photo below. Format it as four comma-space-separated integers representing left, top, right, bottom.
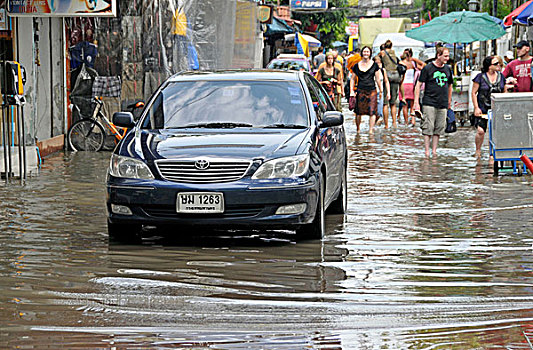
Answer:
127, 128, 311, 161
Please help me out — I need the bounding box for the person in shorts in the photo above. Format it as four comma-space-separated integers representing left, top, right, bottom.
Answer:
380, 40, 401, 128
471, 55, 506, 159
413, 47, 453, 158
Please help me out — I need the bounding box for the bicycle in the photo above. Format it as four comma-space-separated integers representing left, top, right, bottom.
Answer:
67, 97, 144, 152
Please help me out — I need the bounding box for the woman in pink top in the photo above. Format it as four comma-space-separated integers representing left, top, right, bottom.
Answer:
399, 49, 425, 126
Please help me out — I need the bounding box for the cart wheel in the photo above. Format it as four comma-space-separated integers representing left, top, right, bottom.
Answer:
493, 161, 499, 176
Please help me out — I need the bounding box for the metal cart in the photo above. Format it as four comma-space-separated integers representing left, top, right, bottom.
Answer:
489, 92, 533, 176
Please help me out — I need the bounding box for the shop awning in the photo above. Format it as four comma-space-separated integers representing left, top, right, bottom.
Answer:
515, 1, 533, 25
265, 17, 295, 36
503, 0, 533, 27
284, 33, 321, 47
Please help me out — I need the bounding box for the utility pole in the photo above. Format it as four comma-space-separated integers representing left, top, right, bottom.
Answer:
439, 0, 447, 16
492, 0, 498, 54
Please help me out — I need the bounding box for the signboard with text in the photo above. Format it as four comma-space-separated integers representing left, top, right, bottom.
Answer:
7, 0, 116, 17
257, 4, 273, 24
345, 21, 358, 36
290, 0, 328, 11
0, 9, 8, 30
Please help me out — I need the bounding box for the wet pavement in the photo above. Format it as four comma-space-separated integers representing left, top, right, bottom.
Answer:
1, 111, 533, 349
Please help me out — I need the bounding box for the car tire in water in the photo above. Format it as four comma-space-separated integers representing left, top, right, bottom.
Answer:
297, 175, 325, 239
328, 164, 347, 214
68, 119, 105, 152
107, 220, 142, 243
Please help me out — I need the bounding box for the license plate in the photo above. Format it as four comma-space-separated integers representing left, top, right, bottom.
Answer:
176, 192, 224, 214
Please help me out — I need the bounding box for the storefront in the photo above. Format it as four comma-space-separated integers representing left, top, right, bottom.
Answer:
4, 0, 263, 157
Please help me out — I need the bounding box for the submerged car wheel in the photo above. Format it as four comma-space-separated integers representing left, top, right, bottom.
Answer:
107, 220, 142, 243
297, 175, 325, 239
328, 165, 347, 214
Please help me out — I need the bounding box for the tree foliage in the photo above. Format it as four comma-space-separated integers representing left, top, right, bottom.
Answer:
414, 0, 513, 21
264, 0, 350, 48
292, 0, 349, 48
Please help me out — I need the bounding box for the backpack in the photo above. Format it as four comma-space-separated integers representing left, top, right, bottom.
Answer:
385, 50, 407, 79
479, 72, 502, 110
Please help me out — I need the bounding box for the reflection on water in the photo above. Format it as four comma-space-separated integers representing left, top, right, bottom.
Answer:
1, 114, 533, 348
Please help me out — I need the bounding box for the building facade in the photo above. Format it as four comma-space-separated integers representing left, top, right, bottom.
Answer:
0, 0, 263, 157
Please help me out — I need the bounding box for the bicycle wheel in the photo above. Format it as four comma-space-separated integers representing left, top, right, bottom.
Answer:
68, 119, 105, 152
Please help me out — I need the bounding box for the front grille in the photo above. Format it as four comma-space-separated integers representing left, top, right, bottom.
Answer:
143, 205, 264, 218
155, 160, 251, 184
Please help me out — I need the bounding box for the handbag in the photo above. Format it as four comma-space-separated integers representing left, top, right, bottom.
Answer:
445, 108, 457, 133
349, 95, 356, 111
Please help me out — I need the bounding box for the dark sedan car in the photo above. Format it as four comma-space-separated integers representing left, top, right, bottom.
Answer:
107, 70, 347, 241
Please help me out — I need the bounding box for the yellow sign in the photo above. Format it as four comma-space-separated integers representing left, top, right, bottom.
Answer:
257, 5, 273, 24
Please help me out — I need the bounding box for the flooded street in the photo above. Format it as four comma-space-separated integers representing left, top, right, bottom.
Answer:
2, 113, 533, 349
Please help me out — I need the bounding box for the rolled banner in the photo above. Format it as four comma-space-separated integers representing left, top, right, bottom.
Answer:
520, 154, 533, 175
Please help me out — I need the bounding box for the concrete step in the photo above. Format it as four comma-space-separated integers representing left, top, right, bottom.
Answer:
0, 145, 40, 178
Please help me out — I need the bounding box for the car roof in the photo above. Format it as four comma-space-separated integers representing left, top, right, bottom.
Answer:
276, 54, 308, 60
167, 69, 303, 82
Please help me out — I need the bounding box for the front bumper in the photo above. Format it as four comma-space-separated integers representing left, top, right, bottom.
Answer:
107, 176, 319, 230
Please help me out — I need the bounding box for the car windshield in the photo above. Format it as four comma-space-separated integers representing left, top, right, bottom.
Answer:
142, 80, 309, 129
267, 59, 309, 72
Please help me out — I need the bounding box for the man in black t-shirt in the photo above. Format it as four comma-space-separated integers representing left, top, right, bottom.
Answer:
414, 47, 453, 158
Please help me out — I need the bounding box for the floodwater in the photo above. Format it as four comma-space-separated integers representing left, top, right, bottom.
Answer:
1, 113, 533, 349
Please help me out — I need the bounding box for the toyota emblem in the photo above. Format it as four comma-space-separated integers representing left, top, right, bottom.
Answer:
195, 159, 210, 170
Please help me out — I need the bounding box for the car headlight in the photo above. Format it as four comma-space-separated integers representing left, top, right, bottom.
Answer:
252, 154, 309, 179
109, 154, 154, 180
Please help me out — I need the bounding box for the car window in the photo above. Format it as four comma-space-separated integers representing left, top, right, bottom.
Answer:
309, 77, 334, 111
141, 80, 309, 129
267, 59, 310, 72
304, 75, 327, 115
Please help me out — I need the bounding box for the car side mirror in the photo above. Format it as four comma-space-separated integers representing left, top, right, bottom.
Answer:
319, 111, 343, 128
113, 112, 135, 128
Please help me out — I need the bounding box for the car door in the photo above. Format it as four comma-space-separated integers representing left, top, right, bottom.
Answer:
304, 74, 343, 206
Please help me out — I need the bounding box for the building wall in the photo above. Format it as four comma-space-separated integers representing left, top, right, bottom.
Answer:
355, 0, 414, 16
10, 0, 261, 156
15, 17, 64, 151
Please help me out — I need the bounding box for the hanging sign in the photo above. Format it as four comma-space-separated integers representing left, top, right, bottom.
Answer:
0, 9, 8, 30
7, 0, 117, 17
257, 4, 273, 24
290, 0, 328, 11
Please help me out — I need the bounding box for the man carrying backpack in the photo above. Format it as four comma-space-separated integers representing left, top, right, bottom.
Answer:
381, 40, 404, 128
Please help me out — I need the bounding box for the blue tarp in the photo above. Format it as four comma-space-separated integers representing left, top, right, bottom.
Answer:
265, 17, 294, 36
331, 41, 348, 48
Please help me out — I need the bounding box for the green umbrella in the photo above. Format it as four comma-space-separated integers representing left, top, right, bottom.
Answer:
406, 11, 506, 44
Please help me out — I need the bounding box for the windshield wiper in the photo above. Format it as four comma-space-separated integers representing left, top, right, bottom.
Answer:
263, 123, 307, 129
172, 122, 254, 129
